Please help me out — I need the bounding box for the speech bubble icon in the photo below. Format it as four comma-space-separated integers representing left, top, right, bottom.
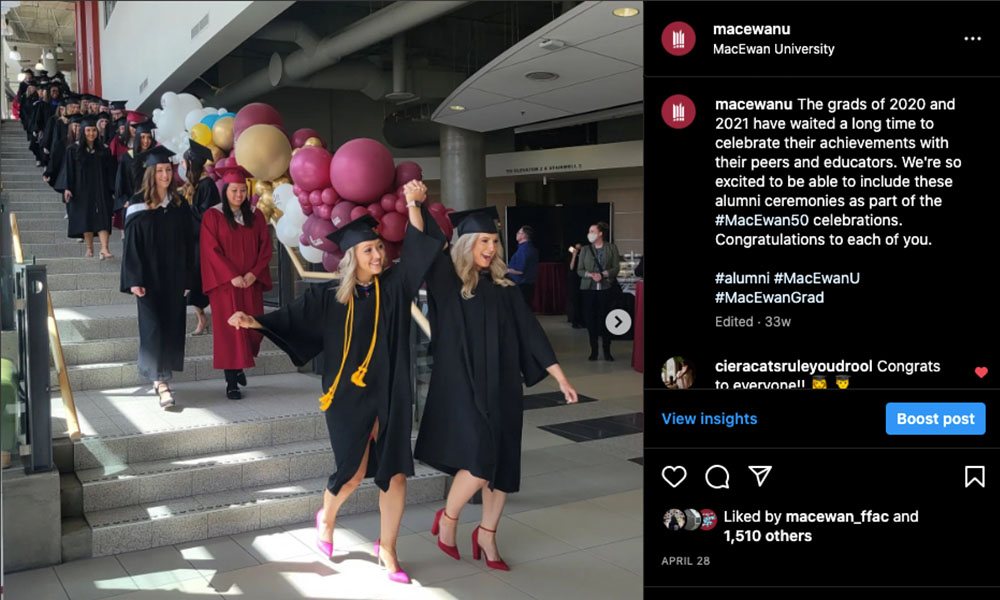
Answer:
705, 464, 730, 489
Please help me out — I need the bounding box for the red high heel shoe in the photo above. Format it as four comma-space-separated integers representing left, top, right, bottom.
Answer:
431, 508, 460, 560
471, 525, 510, 571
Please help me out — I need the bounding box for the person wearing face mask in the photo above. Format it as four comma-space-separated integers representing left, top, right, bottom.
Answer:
120, 146, 195, 409
415, 207, 578, 571
199, 164, 269, 399
62, 117, 117, 259
577, 221, 621, 361
227, 181, 442, 584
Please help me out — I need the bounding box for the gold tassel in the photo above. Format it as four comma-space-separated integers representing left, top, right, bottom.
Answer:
350, 277, 380, 388
316, 276, 380, 410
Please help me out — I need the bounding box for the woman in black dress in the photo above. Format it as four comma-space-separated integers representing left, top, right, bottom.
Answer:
62, 117, 117, 259
120, 146, 195, 409
415, 207, 578, 570
182, 139, 222, 335
228, 181, 442, 584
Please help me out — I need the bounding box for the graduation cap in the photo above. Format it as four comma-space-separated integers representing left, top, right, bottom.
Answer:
185, 138, 213, 165
133, 120, 156, 136
53, 71, 65, 80
214, 164, 252, 185
99, 98, 110, 107
80, 116, 98, 128
37, 78, 50, 87
114, 116, 129, 129
126, 110, 148, 124
37, 69, 49, 77
63, 94, 81, 106
110, 101, 127, 111
326, 215, 380, 251
138, 145, 175, 168
68, 114, 85, 124
447, 206, 500, 236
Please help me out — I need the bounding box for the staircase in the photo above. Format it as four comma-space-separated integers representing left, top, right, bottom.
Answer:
2, 119, 447, 562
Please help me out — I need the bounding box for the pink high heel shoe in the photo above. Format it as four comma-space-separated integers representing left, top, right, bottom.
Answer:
315, 509, 333, 558
374, 539, 411, 584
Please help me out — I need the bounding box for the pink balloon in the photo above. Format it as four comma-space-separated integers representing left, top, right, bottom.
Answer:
395, 197, 408, 215
309, 189, 323, 206
299, 233, 311, 246
350, 206, 369, 221
322, 248, 345, 272
321, 187, 339, 206
306, 217, 338, 253
288, 146, 332, 193
329, 138, 396, 205
251, 193, 260, 207
380, 212, 407, 243
394, 161, 423, 189
330, 201, 357, 229
315, 204, 332, 220
291, 128, 326, 149
380, 194, 397, 213
292, 184, 304, 199
234, 103, 283, 142
301, 204, 314, 216
367, 204, 385, 220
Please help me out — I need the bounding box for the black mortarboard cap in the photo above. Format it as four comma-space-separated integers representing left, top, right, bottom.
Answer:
68, 114, 85, 124
186, 139, 213, 164
63, 94, 81, 105
139, 145, 175, 168
447, 206, 500, 236
110, 101, 127, 110
37, 69, 48, 77
133, 120, 156, 135
37, 78, 50, 86
326, 215, 380, 251
80, 116, 98, 128
99, 98, 110, 106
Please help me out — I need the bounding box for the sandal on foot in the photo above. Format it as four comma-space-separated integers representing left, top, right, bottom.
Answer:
156, 383, 175, 409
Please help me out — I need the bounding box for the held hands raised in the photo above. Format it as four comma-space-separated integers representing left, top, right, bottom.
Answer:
402, 180, 427, 205
228, 311, 260, 330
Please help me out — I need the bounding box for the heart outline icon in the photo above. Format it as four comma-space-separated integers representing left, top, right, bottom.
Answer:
975, 366, 988, 379
661, 466, 687, 488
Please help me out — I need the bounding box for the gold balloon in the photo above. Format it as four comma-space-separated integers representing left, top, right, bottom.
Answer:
212, 116, 235, 151
291, 148, 301, 156
256, 192, 276, 222
234, 124, 292, 182
254, 180, 274, 196
207, 142, 225, 162
272, 207, 284, 222
272, 174, 292, 186
303, 137, 323, 147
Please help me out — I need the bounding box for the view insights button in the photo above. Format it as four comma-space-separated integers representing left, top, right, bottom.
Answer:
886, 403, 985, 435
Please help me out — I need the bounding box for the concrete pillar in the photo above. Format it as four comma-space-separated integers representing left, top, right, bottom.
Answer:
439, 125, 486, 212
42, 49, 58, 75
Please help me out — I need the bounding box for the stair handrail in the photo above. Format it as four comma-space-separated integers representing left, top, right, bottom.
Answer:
8, 212, 82, 441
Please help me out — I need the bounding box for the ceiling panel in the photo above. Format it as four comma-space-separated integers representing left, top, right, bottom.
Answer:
436, 99, 572, 132
469, 47, 635, 97
577, 24, 643, 67
525, 67, 642, 114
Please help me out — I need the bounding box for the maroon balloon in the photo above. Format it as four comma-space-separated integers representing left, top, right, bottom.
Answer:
292, 184, 304, 199
299, 233, 311, 246
380, 194, 397, 213
291, 128, 326, 149
288, 146, 332, 193
301, 203, 314, 216
321, 187, 339, 206
328, 138, 396, 204
383, 240, 402, 263
301, 214, 321, 239
306, 217, 338, 253
367, 204, 385, 220
431, 209, 454, 240
321, 248, 345, 272
350, 205, 369, 221
394, 161, 423, 189
428, 201, 447, 214
315, 204, 332, 220
308, 189, 323, 206
330, 200, 357, 229
380, 212, 407, 243
251, 193, 260, 207
394, 197, 408, 214
233, 103, 283, 143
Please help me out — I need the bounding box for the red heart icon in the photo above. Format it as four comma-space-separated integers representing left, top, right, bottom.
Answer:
974, 367, 988, 379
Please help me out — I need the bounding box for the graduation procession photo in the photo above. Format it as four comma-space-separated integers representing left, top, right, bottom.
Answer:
1, 2, 645, 599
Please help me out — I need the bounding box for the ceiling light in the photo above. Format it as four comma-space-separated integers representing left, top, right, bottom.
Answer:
8, 46, 20, 61
449, 105, 465, 111
525, 71, 559, 81
34, 61, 44, 70
56, 45, 64, 54
612, 7, 639, 17
44, 50, 54, 59
17, 72, 25, 82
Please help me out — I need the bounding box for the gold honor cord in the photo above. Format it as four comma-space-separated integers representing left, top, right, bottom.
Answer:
318, 277, 381, 411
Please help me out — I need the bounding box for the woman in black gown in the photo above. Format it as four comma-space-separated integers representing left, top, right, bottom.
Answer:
120, 146, 195, 409
415, 207, 579, 570
62, 117, 117, 259
182, 139, 221, 335
228, 181, 442, 584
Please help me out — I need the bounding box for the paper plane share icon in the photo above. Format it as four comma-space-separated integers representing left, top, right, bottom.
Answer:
749, 466, 772, 487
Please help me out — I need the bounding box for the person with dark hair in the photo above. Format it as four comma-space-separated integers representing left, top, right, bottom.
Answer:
183, 139, 222, 335
577, 221, 621, 361
20, 82, 38, 142
45, 113, 82, 197
416, 207, 578, 571
41, 93, 77, 173
506, 225, 539, 308
114, 120, 156, 232
62, 117, 117, 259
200, 164, 271, 399
106, 101, 127, 144
31, 84, 62, 168
120, 146, 195, 409
566, 242, 586, 328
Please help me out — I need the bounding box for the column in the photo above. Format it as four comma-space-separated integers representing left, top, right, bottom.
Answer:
439, 125, 486, 212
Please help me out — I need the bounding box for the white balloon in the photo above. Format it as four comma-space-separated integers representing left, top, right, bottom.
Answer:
175, 93, 203, 118
299, 243, 324, 264
282, 197, 307, 229
184, 108, 205, 131
160, 91, 178, 108
217, 107, 228, 115
272, 183, 295, 211
152, 108, 163, 119
275, 218, 301, 247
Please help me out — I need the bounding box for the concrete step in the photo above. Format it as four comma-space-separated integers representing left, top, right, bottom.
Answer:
83, 465, 446, 557
59, 331, 279, 367
51, 286, 134, 308
54, 305, 203, 341
48, 271, 121, 291
22, 240, 125, 258
4, 200, 70, 211
4, 192, 63, 203
39, 256, 123, 275
78, 438, 336, 512
52, 350, 297, 391
14, 217, 74, 231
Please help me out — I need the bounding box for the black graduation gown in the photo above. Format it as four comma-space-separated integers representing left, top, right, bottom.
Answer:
29, 100, 54, 159
255, 223, 442, 495
414, 256, 558, 493
39, 109, 62, 167
120, 196, 196, 381
43, 124, 69, 191
63, 143, 117, 238
20, 94, 37, 140
186, 177, 223, 309
114, 151, 140, 212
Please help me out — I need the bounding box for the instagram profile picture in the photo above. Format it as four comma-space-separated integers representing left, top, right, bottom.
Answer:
662, 21, 696, 56
661, 94, 695, 129
700, 509, 718, 531
663, 356, 695, 389
664, 509, 686, 531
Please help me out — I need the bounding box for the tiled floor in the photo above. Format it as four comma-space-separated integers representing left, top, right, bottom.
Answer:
4, 316, 644, 599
